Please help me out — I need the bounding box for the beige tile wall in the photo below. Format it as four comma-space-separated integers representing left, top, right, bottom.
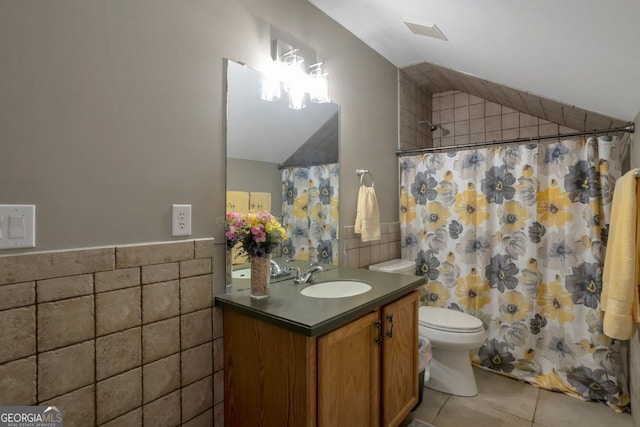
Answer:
399, 70, 434, 151
0, 239, 223, 427
343, 222, 401, 268
431, 90, 576, 147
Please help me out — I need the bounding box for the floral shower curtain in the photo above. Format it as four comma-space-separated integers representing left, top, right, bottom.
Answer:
281, 163, 339, 265
400, 138, 629, 410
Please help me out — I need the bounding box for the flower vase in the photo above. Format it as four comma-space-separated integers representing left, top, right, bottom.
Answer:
250, 254, 270, 299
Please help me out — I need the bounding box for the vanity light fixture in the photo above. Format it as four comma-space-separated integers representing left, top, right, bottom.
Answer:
260, 61, 282, 102
260, 39, 330, 109
309, 62, 330, 104
283, 48, 307, 110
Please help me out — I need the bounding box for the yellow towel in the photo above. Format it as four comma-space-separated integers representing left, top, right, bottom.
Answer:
355, 185, 381, 242
601, 168, 640, 340
249, 192, 271, 212
226, 191, 249, 212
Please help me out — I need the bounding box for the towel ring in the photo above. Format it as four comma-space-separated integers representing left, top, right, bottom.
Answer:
356, 169, 374, 187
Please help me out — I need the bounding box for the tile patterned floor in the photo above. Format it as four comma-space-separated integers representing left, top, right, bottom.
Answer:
407, 367, 634, 427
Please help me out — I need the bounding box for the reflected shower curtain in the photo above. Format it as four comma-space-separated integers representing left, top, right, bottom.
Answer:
400, 138, 629, 410
281, 163, 339, 265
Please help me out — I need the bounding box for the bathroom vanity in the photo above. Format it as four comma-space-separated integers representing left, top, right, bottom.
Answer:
215, 267, 424, 427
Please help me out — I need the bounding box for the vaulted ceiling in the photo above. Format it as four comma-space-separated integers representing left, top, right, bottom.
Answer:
310, 0, 640, 126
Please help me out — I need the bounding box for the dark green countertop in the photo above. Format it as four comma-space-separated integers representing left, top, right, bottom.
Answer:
215, 266, 425, 336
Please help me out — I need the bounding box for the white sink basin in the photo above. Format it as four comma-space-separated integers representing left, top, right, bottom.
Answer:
232, 268, 251, 279
300, 281, 372, 298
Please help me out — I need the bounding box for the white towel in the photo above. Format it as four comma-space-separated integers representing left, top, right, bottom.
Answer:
355, 185, 381, 242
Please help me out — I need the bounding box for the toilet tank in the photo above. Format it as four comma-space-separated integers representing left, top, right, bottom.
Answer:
368, 259, 415, 275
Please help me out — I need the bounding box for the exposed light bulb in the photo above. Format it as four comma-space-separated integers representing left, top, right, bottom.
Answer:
260, 61, 282, 101
309, 63, 330, 104
287, 83, 306, 110
283, 50, 307, 109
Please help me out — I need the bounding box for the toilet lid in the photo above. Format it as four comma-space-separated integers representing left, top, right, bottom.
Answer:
368, 259, 415, 274
419, 306, 484, 333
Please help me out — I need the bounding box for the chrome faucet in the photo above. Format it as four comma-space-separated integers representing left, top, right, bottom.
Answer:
293, 263, 324, 284
269, 259, 283, 278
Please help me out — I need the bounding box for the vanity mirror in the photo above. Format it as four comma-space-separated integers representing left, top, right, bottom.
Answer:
225, 59, 340, 286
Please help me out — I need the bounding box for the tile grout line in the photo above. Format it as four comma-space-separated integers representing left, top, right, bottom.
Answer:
138, 266, 144, 425
531, 388, 541, 427
432, 394, 450, 422
178, 250, 186, 425
35, 278, 40, 407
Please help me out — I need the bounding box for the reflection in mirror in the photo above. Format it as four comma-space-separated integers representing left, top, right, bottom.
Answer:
226, 60, 340, 289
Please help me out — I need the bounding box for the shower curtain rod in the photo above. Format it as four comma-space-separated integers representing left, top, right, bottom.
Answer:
395, 122, 635, 156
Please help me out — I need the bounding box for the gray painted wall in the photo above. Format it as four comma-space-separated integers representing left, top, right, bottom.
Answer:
0, 0, 399, 253
227, 158, 282, 217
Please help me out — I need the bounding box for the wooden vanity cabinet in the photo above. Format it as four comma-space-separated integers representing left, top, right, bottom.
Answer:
223, 291, 419, 427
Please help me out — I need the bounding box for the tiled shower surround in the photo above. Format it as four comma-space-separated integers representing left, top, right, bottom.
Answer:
430, 90, 576, 147
399, 70, 434, 151
0, 239, 223, 426
399, 69, 579, 152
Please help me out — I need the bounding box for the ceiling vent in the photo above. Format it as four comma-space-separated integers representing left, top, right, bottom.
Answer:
404, 21, 448, 41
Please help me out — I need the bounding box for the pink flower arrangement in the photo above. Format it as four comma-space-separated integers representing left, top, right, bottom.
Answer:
225, 211, 288, 257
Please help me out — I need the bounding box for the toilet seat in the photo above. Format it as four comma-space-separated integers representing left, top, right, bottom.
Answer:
419, 306, 484, 333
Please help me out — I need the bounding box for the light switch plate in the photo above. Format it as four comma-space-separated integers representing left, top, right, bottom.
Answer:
0, 205, 35, 249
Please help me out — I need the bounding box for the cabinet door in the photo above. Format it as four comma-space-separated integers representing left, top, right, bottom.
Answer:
317, 311, 380, 427
381, 291, 419, 427
223, 309, 317, 427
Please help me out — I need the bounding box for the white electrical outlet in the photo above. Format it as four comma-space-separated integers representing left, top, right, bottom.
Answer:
172, 204, 192, 237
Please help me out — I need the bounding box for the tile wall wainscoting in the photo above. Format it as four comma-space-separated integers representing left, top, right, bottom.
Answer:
0, 239, 223, 426
343, 222, 402, 269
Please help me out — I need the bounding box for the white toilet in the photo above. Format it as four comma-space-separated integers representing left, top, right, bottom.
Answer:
369, 259, 486, 397
418, 306, 485, 396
